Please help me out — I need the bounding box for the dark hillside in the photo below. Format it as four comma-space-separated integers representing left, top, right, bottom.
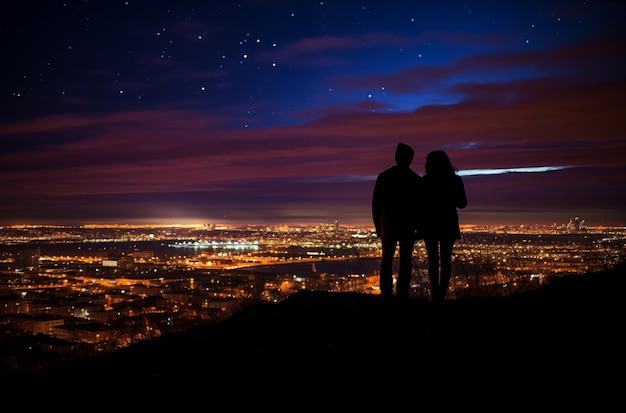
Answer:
5, 262, 625, 409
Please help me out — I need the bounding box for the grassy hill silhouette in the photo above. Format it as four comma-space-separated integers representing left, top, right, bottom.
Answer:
5, 261, 625, 409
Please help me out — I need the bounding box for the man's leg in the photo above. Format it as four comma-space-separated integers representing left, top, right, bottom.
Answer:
396, 237, 415, 298
379, 235, 396, 299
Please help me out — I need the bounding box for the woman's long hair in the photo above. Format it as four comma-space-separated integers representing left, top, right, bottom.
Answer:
425, 150, 457, 175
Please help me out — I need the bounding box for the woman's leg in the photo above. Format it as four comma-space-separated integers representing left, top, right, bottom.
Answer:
424, 238, 440, 301
438, 238, 455, 300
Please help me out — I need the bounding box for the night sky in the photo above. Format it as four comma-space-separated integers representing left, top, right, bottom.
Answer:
2, 1, 625, 227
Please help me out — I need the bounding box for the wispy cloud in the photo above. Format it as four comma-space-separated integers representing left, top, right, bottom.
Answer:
301, 166, 574, 183
458, 166, 572, 176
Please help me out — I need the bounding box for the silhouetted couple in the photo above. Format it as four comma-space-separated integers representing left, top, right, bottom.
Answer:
372, 143, 467, 303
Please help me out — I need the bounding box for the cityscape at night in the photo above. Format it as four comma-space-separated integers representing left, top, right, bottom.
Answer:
1, 219, 624, 373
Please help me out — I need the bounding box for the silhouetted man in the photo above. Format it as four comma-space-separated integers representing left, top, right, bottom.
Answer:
372, 142, 421, 301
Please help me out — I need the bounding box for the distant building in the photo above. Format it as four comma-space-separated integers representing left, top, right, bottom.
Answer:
131, 250, 154, 261
566, 216, 587, 232
13, 247, 41, 271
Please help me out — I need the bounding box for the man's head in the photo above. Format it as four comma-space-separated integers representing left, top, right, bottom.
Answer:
395, 142, 414, 167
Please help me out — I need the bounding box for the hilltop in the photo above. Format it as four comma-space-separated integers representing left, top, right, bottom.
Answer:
4, 261, 625, 409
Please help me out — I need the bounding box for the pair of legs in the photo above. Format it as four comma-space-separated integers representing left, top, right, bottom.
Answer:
380, 233, 415, 299
424, 237, 455, 302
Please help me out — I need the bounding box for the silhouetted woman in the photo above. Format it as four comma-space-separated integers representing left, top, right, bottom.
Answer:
421, 150, 467, 302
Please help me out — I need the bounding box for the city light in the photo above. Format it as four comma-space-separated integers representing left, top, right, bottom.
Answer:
0, 221, 624, 372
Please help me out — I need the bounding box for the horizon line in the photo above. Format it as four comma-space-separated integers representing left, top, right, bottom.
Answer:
3, 222, 624, 229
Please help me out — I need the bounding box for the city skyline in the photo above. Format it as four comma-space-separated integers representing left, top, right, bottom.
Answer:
1, 1, 625, 227
1, 219, 624, 378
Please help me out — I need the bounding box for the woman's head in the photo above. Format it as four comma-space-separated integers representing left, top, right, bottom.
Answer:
425, 150, 456, 175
